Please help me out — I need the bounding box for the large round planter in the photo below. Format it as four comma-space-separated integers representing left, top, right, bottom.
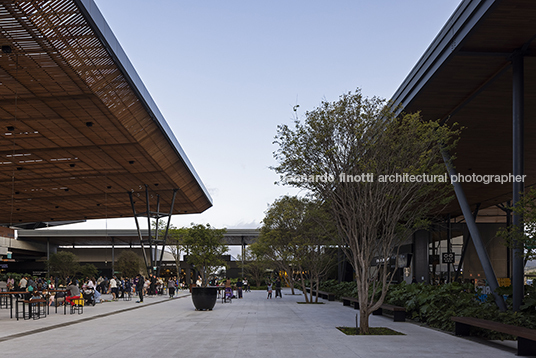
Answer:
191, 286, 218, 311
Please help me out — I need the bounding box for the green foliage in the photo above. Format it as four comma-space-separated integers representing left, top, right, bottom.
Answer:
318, 279, 358, 300
258, 195, 337, 300
115, 251, 142, 278
386, 282, 536, 339
496, 187, 536, 261
272, 88, 460, 333
78, 264, 98, 279
47, 251, 80, 280
237, 246, 272, 288
182, 223, 228, 287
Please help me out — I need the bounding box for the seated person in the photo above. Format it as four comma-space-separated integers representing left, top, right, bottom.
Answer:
66, 281, 81, 305
30, 290, 42, 300
50, 291, 66, 306
93, 288, 101, 303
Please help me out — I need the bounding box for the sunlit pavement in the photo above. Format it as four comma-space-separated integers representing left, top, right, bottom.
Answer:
0, 289, 518, 357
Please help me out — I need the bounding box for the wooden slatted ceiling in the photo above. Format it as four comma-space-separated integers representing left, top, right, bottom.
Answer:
0, 0, 211, 225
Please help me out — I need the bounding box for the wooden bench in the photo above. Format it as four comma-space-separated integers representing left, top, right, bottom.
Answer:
372, 303, 406, 322
342, 296, 359, 309
316, 290, 335, 301
451, 316, 536, 356
304, 287, 335, 301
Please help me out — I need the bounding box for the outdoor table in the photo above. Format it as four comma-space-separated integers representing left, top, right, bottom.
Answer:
19, 298, 47, 320
0, 291, 28, 319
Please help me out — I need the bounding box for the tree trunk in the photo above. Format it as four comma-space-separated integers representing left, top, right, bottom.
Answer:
299, 270, 309, 303
284, 272, 296, 295
359, 306, 370, 334
357, 276, 371, 334
315, 277, 320, 303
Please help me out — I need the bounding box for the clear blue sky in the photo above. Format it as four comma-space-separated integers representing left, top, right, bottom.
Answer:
60, 0, 462, 231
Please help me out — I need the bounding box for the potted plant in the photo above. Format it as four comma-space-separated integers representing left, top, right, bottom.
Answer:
182, 223, 228, 310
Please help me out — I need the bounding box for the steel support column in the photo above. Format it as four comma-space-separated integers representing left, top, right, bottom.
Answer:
447, 215, 451, 283
156, 189, 178, 276
454, 203, 480, 282
111, 237, 115, 276
442, 150, 506, 311
129, 186, 179, 277
129, 191, 150, 274
512, 51, 525, 312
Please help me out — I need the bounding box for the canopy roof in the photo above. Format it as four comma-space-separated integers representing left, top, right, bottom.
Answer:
0, 0, 212, 226
392, 0, 536, 215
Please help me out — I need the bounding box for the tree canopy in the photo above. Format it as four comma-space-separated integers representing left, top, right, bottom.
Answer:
497, 187, 536, 262
272, 88, 459, 332
47, 251, 80, 281
257, 195, 337, 301
182, 223, 228, 287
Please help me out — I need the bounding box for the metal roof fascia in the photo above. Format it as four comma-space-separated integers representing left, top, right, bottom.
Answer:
391, 0, 498, 114
74, 0, 212, 206
18, 229, 148, 237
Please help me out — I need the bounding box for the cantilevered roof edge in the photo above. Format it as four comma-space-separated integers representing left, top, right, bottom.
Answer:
74, 0, 213, 206
390, 0, 498, 115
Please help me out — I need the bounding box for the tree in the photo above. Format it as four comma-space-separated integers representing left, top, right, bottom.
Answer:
497, 187, 536, 262
273, 88, 459, 333
79, 264, 98, 279
166, 226, 190, 278
115, 251, 143, 278
295, 200, 338, 303
257, 195, 337, 301
237, 246, 272, 288
182, 224, 228, 287
256, 197, 303, 295
47, 251, 80, 281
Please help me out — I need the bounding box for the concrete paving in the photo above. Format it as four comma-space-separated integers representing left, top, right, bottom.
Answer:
0, 288, 521, 357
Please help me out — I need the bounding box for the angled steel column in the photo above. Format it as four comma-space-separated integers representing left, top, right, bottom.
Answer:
442, 150, 506, 311
129, 191, 150, 275
454, 203, 480, 282
512, 51, 525, 312
145, 185, 155, 272
156, 189, 178, 276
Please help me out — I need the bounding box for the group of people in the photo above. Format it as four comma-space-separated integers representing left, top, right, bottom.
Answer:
134, 274, 184, 303
266, 278, 282, 299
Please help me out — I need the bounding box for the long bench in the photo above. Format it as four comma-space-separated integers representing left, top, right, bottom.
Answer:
341, 298, 406, 322
317, 290, 335, 301
304, 287, 335, 301
342, 296, 359, 309
372, 303, 406, 322
451, 316, 536, 356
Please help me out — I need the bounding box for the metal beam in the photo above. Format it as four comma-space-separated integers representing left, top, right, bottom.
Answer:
442, 149, 506, 311
512, 51, 525, 312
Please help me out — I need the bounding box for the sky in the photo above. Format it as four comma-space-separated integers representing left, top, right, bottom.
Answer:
51, 0, 462, 232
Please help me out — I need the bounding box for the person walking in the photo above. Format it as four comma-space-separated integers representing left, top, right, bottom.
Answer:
109, 275, 118, 301
168, 277, 176, 298
275, 278, 282, 298
267, 282, 273, 299
236, 278, 244, 299
136, 274, 144, 303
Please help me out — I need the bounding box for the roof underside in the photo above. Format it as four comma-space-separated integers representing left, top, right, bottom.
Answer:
0, 0, 212, 226
392, 0, 536, 216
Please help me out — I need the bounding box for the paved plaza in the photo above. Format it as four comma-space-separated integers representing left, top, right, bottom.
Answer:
0, 289, 520, 357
